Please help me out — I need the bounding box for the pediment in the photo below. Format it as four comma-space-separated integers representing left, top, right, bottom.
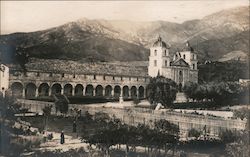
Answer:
171, 58, 189, 67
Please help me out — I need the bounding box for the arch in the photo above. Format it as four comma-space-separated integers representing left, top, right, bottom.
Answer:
85, 84, 94, 96
105, 85, 112, 97
122, 86, 129, 98
75, 84, 84, 96
38, 83, 49, 96
131, 86, 137, 98
114, 85, 121, 98
25, 83, 37, 99
11, 82, 23, 98
51, 83, 62, 95
64, 84, 73, 96
138, 86, 145, 99
95, 85, 103, 97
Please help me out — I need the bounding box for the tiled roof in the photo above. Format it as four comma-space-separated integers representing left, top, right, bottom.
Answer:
10, 59, 149, 77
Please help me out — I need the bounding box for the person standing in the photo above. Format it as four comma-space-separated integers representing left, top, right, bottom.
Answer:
73, 121, 77, 133
60, 131, 65, 144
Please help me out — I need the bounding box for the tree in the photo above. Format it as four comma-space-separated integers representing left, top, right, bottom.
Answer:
154, 119, 179, 136
154, 119, 180, 155
233, 108, 250, 120
42, 105, 52, 131
184, 81, 245, 106
226, 108, 250, 157
147, 76, 178, 108
15, 46, 30, 73
183, 82, 198, 101
55, 97, 69, 115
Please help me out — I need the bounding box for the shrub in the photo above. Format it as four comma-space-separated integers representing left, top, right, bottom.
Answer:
219, 130, 237, 143
188, 129, 201, 139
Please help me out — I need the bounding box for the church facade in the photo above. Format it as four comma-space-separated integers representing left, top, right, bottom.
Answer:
148, 37, 198, 88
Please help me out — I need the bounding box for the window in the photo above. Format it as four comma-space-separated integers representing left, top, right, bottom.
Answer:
154, 60, 157, 66
165, 60, 168, 67
121, 77, 123, 81
62, 73, 64, 78
93, 75, 96, 80
183, 54, 186, 59
113, 76, 115, 80
154, 50, 157, 56
49, 73, 53, 77
129, 77, 131, 81
164, 50, 167, 56
84, 75, 87, 79
37, 72, 40, 77
103, 75, 106, 80
137, 77, 139, 81
193, 64, 195, 70
73, 74, 76, 78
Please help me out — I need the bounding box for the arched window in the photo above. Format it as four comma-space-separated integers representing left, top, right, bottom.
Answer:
193, 64, 195, 70
183, 54, 186, 59
154, 50, 157, 56
165, 60, 168, 67
164, 50, 167, 56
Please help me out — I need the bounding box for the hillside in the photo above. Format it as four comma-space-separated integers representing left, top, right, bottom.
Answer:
0, 6, 249, 63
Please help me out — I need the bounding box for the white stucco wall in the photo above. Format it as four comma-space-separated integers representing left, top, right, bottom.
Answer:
0, 64, 9, 93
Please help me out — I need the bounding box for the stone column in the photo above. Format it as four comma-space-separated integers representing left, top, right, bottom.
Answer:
102, 89, 105, 96
22, 88, 26, 98
83, 88, 86, 96
35, 88, 39, 97
48, 88, 52, 96
183, 70, 185, 87
111, 88, 114, 97
128, 89, 131, 98
93, 89, 96, 96
136, 88, 139, 99
120, 87, 123, 97
72, 87, 75, 96
61, 87, 64, 95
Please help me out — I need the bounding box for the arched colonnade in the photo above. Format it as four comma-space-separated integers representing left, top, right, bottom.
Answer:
10, 82, 146, 99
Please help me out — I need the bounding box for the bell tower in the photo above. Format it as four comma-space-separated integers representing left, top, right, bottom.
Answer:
148, 36, 171, 77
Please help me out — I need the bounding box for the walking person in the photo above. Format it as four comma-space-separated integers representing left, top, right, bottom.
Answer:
60, 131, 65, 144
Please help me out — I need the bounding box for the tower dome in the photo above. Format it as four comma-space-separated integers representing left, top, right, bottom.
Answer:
182, 41, 194, 52
153, 36, 170, 48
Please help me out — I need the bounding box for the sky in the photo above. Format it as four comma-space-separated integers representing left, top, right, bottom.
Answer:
1, 0, 249, 34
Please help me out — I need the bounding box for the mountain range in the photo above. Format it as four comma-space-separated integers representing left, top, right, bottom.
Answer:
0, 6, 249, 63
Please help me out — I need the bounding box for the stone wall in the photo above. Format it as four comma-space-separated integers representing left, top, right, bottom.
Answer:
84, 106, 246, 137
17, 99, 247, 137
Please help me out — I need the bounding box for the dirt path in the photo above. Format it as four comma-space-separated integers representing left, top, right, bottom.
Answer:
36, 132, 89, 152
